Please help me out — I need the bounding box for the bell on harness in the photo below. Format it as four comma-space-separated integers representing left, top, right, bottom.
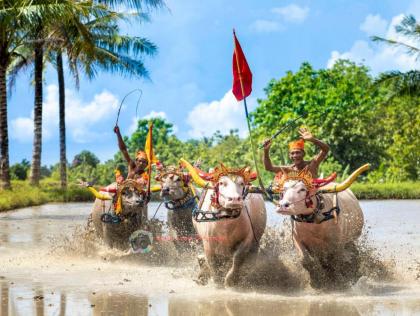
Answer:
129, 229, 153, 253
101, 213, 122, 224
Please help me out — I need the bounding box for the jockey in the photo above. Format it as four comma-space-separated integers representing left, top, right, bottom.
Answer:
263, 127, 329, 178
114, 125, 149, 186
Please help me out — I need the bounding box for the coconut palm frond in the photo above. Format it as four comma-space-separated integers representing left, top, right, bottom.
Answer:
96, 0, 164, 11
371, 15, 420, 60
371, 35, 420, 59
395, 15, 420, 40
7, 47, 34, 92
374, 70, 420, 99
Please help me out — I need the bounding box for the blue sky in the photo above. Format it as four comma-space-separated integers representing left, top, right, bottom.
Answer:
7, 0, 419, 166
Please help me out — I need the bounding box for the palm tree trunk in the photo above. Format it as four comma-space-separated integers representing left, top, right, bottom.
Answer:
0, 60, 11, 190
57, 52, 67, 189
30, 44, 43, 186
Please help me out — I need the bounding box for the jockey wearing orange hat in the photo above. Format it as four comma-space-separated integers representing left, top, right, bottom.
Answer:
263, 127, 329, 177
114, 126, 149, 184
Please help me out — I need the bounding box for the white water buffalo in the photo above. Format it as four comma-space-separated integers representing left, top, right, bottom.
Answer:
156, 166, 196, 245
274, 164, 369, 288
83, 180, 148, 250
181, 159, 267, 287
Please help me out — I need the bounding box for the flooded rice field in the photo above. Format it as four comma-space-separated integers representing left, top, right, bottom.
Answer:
0, 200, 420, 315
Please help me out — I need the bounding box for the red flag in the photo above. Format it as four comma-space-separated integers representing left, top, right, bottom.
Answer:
232, 30, 252, 101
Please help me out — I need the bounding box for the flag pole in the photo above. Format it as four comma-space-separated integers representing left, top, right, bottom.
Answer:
146, 121, 153, 202
233, 30, 268, 198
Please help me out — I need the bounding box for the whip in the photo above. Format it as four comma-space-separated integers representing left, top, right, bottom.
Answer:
115, 89, 143, 127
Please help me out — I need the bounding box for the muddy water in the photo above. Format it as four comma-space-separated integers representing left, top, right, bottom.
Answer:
0, 200, 419, 315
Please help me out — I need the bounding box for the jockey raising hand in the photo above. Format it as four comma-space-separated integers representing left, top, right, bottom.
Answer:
114, 125, 149, 185
263, 127, 329, 178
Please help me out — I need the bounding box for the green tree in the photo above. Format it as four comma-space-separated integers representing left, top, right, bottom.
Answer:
10, 159, 30, 180
128, 117, 173, 153
72, 150, 100, 168
252, 61, 385, 173
368, 95, 420, 182
68, 150, 101, 184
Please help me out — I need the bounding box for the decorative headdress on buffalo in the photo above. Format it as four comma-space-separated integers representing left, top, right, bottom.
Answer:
273, 168, 314, 193
209, 164, 255, 184
114, 179, 145, 214
272, 168, 337, 193
155, 165, 190, 186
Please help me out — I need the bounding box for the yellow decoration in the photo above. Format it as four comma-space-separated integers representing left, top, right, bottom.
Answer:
180, 158, 211, 188
144, 122, 158, 169
86, 187, 112, 201
321, 164, 370, 193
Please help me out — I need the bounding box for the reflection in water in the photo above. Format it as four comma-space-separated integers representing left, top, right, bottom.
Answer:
1, 280, 420, 315
59, 293, 66, 316
0, 220, 9, 244
89, 292, 148, 316
34, 288, 44, 316
168, 298, 362, 316
1, 282, 9, 316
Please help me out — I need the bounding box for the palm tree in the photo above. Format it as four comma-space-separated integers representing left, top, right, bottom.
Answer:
0, 0, 86, 189
30, 24, 45, 186
8, 2, 107, 186
10, 2, 93, 186
372, 15, 420, 99
47, 3, 110, 189
5, 1, 163, 188
50, 4, 160, 188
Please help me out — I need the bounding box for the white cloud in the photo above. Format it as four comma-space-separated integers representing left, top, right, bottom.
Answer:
250, 19, 283, 33
327, 14, 419, 74
128, 110, 169, 134
10, 85, 119, 144
360, 14, 387, 36
186, 90, 256, 138
143, 110, 167, 120
10, 118, 33, 143
272, 4, 309, 23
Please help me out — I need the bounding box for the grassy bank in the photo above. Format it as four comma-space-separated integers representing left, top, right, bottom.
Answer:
351, 182, 420, 199
0, 180, 93, 212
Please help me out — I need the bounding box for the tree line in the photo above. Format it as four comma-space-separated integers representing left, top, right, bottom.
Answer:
10, 56, 419, 186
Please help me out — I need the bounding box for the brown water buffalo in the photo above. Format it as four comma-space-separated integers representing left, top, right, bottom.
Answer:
87, 180, 148, 250
181, 159, 266, 287
274, 164, 369, 288
156, 166, 196, 244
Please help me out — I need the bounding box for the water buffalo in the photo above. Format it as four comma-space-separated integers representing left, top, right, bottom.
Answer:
86, 179, 148, 250
274, 164, 369, 288
156, 166, 197, 248
181, 159, 267, 287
